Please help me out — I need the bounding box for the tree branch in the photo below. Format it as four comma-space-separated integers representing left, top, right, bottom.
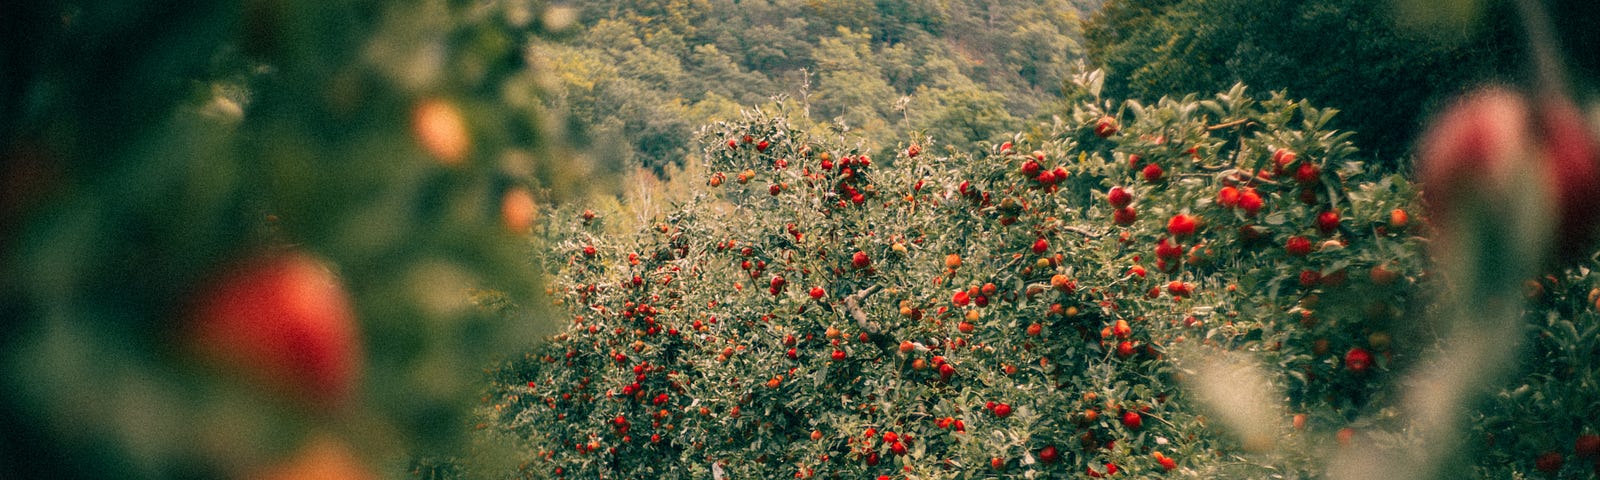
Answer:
844, 284, 884, 332
1204, 118, 1256, 132
1061, 226, 1103, 239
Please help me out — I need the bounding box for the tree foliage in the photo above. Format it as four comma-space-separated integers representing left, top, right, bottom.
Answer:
1080, 0, 1600, 160
485, 82, 1600, 477
0, 0, 580, 477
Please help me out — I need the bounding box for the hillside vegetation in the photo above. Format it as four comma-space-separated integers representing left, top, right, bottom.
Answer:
537, 0, 1099, 175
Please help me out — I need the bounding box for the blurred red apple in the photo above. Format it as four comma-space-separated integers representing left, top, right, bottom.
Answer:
186, 251, 363, 409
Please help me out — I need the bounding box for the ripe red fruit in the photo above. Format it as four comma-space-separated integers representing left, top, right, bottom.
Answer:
1344, 347, 1373, 373
1026, 323, 1042, 336
1126, 265, 1147, 279
1273, 148, 1298, 170
1120, 410, 1142, 429
1538, 95, 1600, 254
771, 275, 786, 290
1317, 210, 1341, 234
1037, 170, 1057, 185
953, 290, 971, 306
809, 286, 825, 300
1575, 434, 1600, 459
1095, 116, 1118, 137
1112, 319, 1132, 338
1217, 186, 1240, 208
1167, 213, 1198, 237
1107, 186, 1133, 208
958, 321, 975, 334
1116, 341, 1136, 358
185, 251, 362, 408
831, 350, 846, 361
907, 144, 921, 157
1298, 270, 1322, 288
991, 456, 1006, 470
938, 363, 956, 379
583, 245, 597, 257
1155, 237, 1182, 261
1113, 207, 1137, 225
993, 403, 1013, 418
1022, 159, 1042, 177
1039, 445, 1059, 463
1141, 162, 1165, 182
1032, 237, 1050, 254
1238, 188, 1264, 215
889, 441, 906, 455
1294, 162, 1321, 184
1087, 462, 1119, 478
851, 251, 870, 269
769, 184, 782, 196
1536, 451, 1564, 473
1285, 236, 1313, 256
1417, 88, 1600, 261
756, 140, 770, 152
1156, 453, 1177, 471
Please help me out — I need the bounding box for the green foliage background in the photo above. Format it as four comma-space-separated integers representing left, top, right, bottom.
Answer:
537, 0, 1098, 176
1083, 0, 1600, 161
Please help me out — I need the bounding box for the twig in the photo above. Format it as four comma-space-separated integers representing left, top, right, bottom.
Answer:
1204, 118, 1256, 132
844, 285, 884, 332
1061, 226, 1103, 239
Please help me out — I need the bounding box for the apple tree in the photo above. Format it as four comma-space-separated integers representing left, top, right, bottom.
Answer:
488, 80, 1459, 478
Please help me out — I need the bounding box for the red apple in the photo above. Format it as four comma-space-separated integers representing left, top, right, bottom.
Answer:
1113, 207, 1137, 225
1285, 236, 1312, 257
1039, 445, 1059, 464
1167, 213, 1199, 237
1238, 188, 1264, 216
1107, 186, 1133, 208
1217, 186, 1240, 208
1121, 410, 1142, 429
1142, 163, 1165, 183
851, 251, 870, 269
1095, 116, 1118, 138
1316, 210, 1341, 234
186, 251, 363, 409
1344, 347, 1373, 373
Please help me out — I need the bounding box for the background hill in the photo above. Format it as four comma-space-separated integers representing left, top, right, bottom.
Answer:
536, 0, 1101, 176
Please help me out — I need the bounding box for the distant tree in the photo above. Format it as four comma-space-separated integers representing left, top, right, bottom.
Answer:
1083, 0, 1527, 160
914, 84, 1025, 150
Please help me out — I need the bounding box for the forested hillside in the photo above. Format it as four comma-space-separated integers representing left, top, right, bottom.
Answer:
537, 0, 1099, 175
1083, 0, 1600, 160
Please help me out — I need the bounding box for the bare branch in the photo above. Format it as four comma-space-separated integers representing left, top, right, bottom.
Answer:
1061, 226, 1103, 239
1204, 118, 1256, 132
844, 284, 884, 332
